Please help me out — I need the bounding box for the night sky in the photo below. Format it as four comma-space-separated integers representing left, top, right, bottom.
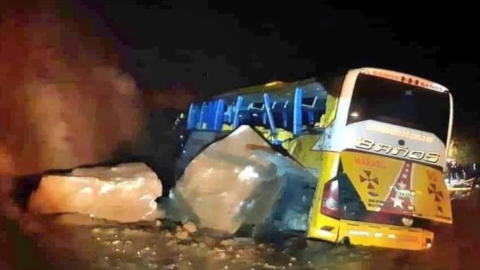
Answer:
77, 0, 479, 125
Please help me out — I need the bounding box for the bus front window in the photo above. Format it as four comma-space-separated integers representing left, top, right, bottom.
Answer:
347, 74, 450, 144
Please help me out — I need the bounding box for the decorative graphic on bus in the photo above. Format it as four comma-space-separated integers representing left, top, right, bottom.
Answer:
359, 170, 379, 197
426, 167, 445, 214
340, 151, 452, 224
379, 162, 415, 215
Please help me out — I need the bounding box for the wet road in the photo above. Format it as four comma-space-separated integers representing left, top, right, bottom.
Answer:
3, 190, 480, 270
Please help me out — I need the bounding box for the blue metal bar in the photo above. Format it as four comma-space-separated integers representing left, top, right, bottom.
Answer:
187, 103, 196, 130
293, 88, 303, 135
282, 101, 288, 128
198, 102, 208, 129
214, 99, 225, 131
207, 101, 215, 130
225, 105, 233, 124
233, 96, 243, 129
263, 93, 277, 135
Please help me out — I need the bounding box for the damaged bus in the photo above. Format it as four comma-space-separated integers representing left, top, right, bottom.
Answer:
176, 67, 454, 251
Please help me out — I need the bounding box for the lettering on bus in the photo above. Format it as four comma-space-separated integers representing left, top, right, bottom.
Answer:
355, 138, 440, 163
366, 124, 434, 143
361, 69, 448, 93
354, 156, 387, 169
394, 188, 416, 199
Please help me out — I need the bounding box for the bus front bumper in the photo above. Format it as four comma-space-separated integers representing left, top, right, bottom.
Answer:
310, 220, 434, 251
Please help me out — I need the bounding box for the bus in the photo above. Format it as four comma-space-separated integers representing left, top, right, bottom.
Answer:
176, 67, 454, 250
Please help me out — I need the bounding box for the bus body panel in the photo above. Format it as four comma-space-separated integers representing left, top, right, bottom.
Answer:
341, 151, 452, 223
337, 220, 434, 250
306, 151, 341, 241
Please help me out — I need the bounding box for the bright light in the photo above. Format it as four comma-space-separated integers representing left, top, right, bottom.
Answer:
318, 230, 333, 238
350, 111, 359, 118
402, 217, 414, 227
349, 230, 370, 236
264, 81, 284, 87
238, 166, 259, 181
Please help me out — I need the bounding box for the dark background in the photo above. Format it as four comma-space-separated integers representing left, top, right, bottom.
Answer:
75, 0, 479, 127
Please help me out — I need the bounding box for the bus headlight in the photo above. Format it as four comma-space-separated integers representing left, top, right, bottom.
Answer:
402, 217, 414, 227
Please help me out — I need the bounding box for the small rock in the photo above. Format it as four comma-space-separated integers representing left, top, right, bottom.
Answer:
199, 242, 207, 249
156, 220, 162, 227
264, 263, 276, 269
234, 237, 254, 246
290, 257, 297, 262
111, 240, 121, 245
203, 237, 217, 246
106, 228, 118, 235
148, 263, 158, 269
220, 239, 234, 246
182, 221, 197, 233
121, 228, 149, 237
91, 228, 101, 234
164, 231, 173, 238
190, 243, 198, 248
175, 230, 189, 240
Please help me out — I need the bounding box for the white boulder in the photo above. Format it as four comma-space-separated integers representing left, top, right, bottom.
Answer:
170, 126, 283, 233
28, 163, 162, 223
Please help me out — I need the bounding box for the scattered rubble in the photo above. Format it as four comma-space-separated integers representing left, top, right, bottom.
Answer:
182, 221, 197, 233
175, 230, 190, 240
220, 239, 235, 246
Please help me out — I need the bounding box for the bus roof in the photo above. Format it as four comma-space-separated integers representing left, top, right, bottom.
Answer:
357, 67, 449, 93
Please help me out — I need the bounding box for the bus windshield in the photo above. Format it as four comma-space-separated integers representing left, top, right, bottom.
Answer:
347, 73, 450, 144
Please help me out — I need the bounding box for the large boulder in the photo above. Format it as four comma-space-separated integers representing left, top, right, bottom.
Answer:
168, 126, 317, 234
28, 163, 162, 223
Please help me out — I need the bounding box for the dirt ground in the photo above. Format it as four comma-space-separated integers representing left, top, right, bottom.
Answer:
1, 190, 480, 270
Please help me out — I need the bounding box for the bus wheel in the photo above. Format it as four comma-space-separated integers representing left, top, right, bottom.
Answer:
338, 236, 351, 246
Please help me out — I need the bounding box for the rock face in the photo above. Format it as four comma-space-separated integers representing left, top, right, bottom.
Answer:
28, 163, 162, 223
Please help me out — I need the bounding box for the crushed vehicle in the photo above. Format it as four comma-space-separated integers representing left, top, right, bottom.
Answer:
170, 67, 454, 251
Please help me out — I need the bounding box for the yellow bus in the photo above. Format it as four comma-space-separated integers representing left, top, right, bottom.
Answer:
178, 67, 454, 250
